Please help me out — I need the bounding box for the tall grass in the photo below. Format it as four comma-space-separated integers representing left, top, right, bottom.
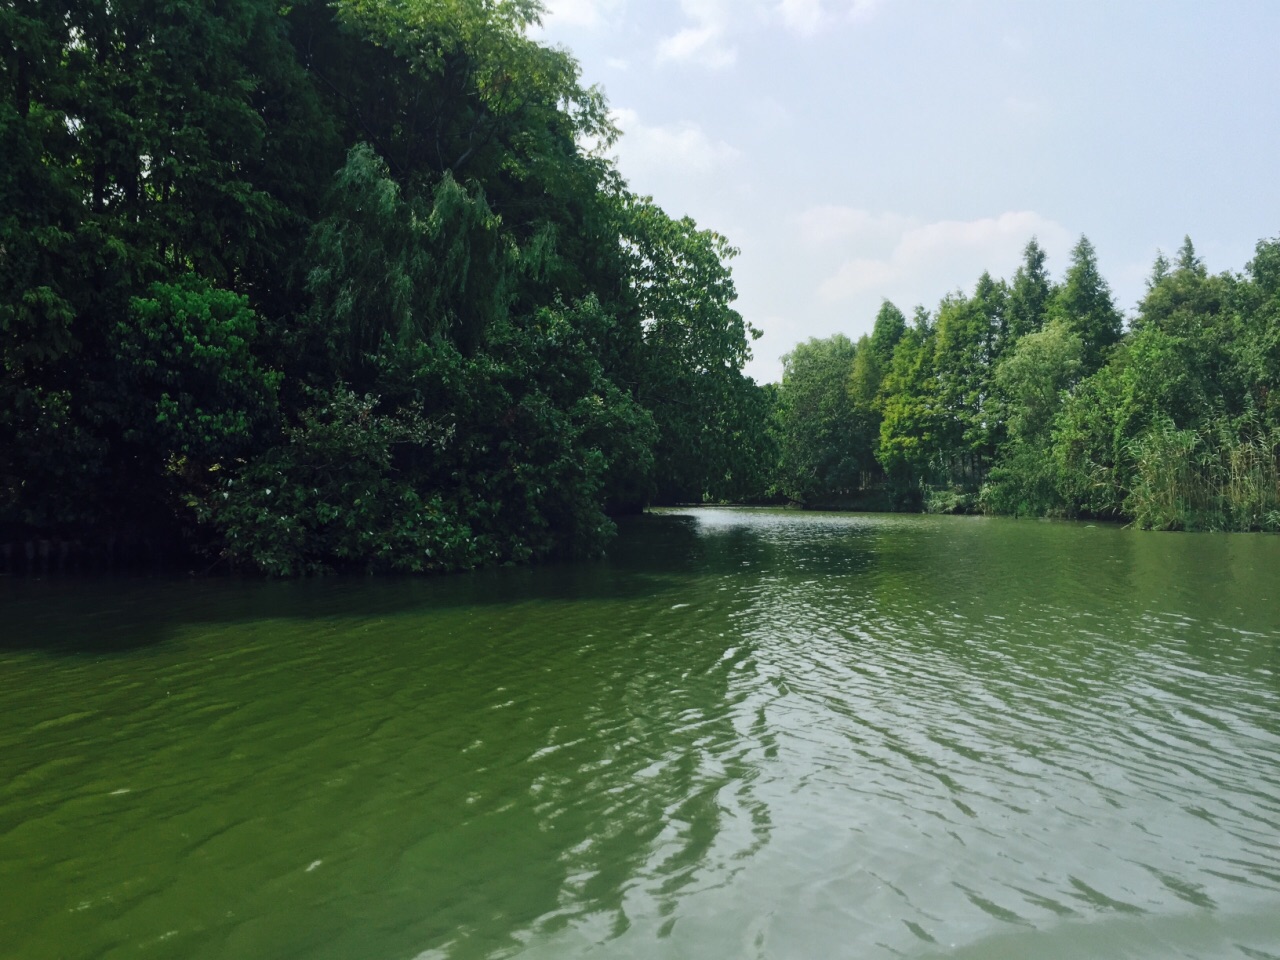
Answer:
1124, 417, 1280, 531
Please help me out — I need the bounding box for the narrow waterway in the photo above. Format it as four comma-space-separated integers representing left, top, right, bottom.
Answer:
2, 509, 1278, 959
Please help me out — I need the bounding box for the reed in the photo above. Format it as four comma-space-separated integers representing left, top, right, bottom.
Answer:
1124, 417, 1280, 531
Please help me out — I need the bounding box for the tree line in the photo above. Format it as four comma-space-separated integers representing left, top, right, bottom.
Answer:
4, 1, 1275, 578
1, 0, 771, 573
770, 234, 1280, 531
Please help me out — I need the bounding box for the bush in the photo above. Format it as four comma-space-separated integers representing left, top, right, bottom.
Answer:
924, 487, 979, 515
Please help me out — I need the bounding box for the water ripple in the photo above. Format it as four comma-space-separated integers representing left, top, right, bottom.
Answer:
1, 510, 1279, 959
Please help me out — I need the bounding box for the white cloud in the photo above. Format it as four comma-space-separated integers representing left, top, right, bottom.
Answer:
658, 25, 736, 67
657, 0, 736, 68
771, 0, 889, 37
539, 0, 620, 29
821, 258, 900, 296
610, 108, 741, 178
778, 0, 824, 36
656, 0, 887, 63
813, 208, 1073, 304
798, 206, 912, 248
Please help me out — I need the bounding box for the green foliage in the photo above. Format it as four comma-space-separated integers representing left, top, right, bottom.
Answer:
623, 199, 764, 503
1005, 237, 1055, 342
774, 230, 1280, 534
994, 320, 1083, 444
979, 321, 1082, 516
1050, 361, 1128, 517
1234, 239, 1280, 424
839, 301, 908, 482
1, 0, 331, 533
193, 387, 468, 576
933, 276, 1005, 474
303, 143, 513, 369
1, 0, 763, 572
774, 335, 862, 503
923, 487, 979, 515
868, 300, 907, 366
118, 277, 281, 460
199, 293, 662, 575
323, 0, 613, 184
868, 277, 1011, 502
979, 445, 1064, 517
10, 0, 1280, 557
876, 316, 943, 498
1123, 418, 1280, 532
1049, 235, 1123, 373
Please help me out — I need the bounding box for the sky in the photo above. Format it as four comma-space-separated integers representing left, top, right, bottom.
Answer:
532, 0, 1280, 383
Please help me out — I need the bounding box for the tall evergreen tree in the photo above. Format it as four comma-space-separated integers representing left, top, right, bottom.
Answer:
868, 300, 907, 367
877, 311, 943, 499
1050, 235, 1123, 374
1176, 235, 1205, 275
1005, 237, 1054, 343
933, 279, 1002, 478
1146, 250, 1172, 291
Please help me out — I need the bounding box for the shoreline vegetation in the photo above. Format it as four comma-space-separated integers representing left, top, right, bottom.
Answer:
770, 235, 1280, 534
1, 0, 769, 575
3, 2, 1277, 577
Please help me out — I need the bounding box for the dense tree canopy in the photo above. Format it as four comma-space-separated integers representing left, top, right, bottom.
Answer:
0, 0, 772, 573
774, 335, 860, 504
770, 234, 1280, 530
4, 2, 1274, 572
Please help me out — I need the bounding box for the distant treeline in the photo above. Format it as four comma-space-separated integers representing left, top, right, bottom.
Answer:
770, 235, 1280, 531
0, 0, 772, 574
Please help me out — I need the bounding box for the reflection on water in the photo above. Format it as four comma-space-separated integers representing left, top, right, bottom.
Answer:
1, 509, 1278, 959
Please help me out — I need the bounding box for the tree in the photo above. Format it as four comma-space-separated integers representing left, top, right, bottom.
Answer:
774, 335, 862, 503
1145, 249, 1172, 292
1233, 238, 1280, 425
995, 321, 1083, 444
842, 301, 908, 483
979, 320, 1083, 516
932, 276, 1006, 479
877, 310, 944, 500
1049, 235, 1123, 373
868, 300, 907, 367
301, 144, 514, 375
0, 0, 771, 571
1176, 235, 1204, 275
623, 199, 761, 504
1005, 237, 1054, 344
0, 0, 327, 536
847, 336, 883, 465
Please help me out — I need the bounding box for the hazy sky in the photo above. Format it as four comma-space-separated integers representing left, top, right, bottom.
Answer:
534, 0, 1280, 382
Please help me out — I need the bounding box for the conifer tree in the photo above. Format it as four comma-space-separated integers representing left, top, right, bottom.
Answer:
1005, 238, 1054, 343
1050, 235, 1123, 374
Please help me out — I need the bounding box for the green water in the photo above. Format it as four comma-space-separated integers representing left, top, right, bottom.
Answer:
2, 509, 1279, 960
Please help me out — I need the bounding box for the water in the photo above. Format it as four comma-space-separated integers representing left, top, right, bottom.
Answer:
2, 509, 1279, 960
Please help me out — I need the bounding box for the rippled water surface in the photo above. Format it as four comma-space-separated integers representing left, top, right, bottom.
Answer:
3, 509, 1280, 960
